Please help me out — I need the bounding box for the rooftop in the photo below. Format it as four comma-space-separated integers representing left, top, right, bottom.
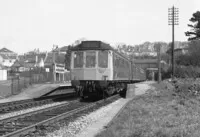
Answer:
0, 48, 16, 54
71, 41, 113, 51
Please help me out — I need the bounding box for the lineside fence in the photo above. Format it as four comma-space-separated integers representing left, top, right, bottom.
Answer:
7, 68, 70, 96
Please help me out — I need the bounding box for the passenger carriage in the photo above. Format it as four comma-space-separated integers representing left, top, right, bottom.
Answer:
70, 41, 145, 99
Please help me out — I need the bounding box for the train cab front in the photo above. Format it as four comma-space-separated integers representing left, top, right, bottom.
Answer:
70, 41, 111, 99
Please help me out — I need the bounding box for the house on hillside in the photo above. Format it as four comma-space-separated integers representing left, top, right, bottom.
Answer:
11, 60, 30, 73
0, 48, 17, 56
22, 51, 47, 68
17, 46, 68, 82
132, 45, 157, 57
0, 48, 18, 67
167, 45, 189, 60
174, 48, 189, 58
53, 46, 68, 54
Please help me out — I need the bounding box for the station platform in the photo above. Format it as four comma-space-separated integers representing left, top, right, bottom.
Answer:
0, 82, 72, 103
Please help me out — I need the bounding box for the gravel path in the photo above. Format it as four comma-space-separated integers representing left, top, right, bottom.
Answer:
77, 81, 155, 137
76, 98, 130, 137
45, 99, 124, 137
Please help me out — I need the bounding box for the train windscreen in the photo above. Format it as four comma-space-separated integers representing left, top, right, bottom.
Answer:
86, 51, 96, 68
74, 51, 84, 68
98, 51, 108, 68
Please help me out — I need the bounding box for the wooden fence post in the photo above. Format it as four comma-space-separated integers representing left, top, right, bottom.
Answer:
18, 76, 20, 94
11, 78, 13, 95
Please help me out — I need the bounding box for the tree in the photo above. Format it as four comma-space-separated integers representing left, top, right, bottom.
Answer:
175, 40, 200, 67
176, 54, 191, 66
187, 40, 200, 66
65, 45, 72, 70
73, 37, 87, 46
185, 11, 200, 41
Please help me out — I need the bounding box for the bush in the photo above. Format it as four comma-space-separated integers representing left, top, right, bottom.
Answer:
161, 68, 172, 80
161, 66, 200, 79
172, 79, 200, 97
174, 66, 200, 78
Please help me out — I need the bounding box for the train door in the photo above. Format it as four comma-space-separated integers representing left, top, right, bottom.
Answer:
96, 50, 111, 80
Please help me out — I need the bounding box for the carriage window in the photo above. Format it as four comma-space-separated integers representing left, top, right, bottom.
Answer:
74, 51, 84, 68
86, 51, 96, 68
98, 51, 108, 68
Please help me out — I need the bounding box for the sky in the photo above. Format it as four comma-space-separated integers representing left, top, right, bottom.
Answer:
0, 0, 199, 54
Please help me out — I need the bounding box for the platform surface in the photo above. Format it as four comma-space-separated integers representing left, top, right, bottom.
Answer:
0, 82, 71, 103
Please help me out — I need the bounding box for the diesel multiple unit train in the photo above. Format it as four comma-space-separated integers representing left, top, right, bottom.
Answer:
70, 41, 146, 99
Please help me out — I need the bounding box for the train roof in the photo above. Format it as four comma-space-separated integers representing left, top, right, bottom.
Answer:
71, 41, 114, 51
71, 40, 131, 61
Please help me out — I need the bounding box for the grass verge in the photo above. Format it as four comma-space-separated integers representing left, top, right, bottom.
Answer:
96, 80, 200, 137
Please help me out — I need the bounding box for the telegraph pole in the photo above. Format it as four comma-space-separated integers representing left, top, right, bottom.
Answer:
52, 44, 57, 83
168, 6, 179, 80
157, 43, 161, 83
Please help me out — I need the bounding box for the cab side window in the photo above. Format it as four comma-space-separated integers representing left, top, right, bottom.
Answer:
98, 51, 108, 68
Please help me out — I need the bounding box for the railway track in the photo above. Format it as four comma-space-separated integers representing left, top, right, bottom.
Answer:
0, 94, 120, 137
0, 87, 76, 114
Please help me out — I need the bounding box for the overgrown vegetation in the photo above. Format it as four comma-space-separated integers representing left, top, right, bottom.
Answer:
162, 66, 200, 79
173, 79, 200, 97
96, 79, 200, 137
176, 40, 200, 67
162, 39, 200, 79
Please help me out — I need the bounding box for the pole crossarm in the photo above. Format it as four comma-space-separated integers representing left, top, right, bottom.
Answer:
168, 6, 179, 25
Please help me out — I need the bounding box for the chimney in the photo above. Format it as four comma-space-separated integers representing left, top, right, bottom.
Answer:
35, 55, 38, 63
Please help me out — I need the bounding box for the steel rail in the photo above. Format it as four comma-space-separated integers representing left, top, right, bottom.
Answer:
1, 95, 119, 137
0, 100, 79, 124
